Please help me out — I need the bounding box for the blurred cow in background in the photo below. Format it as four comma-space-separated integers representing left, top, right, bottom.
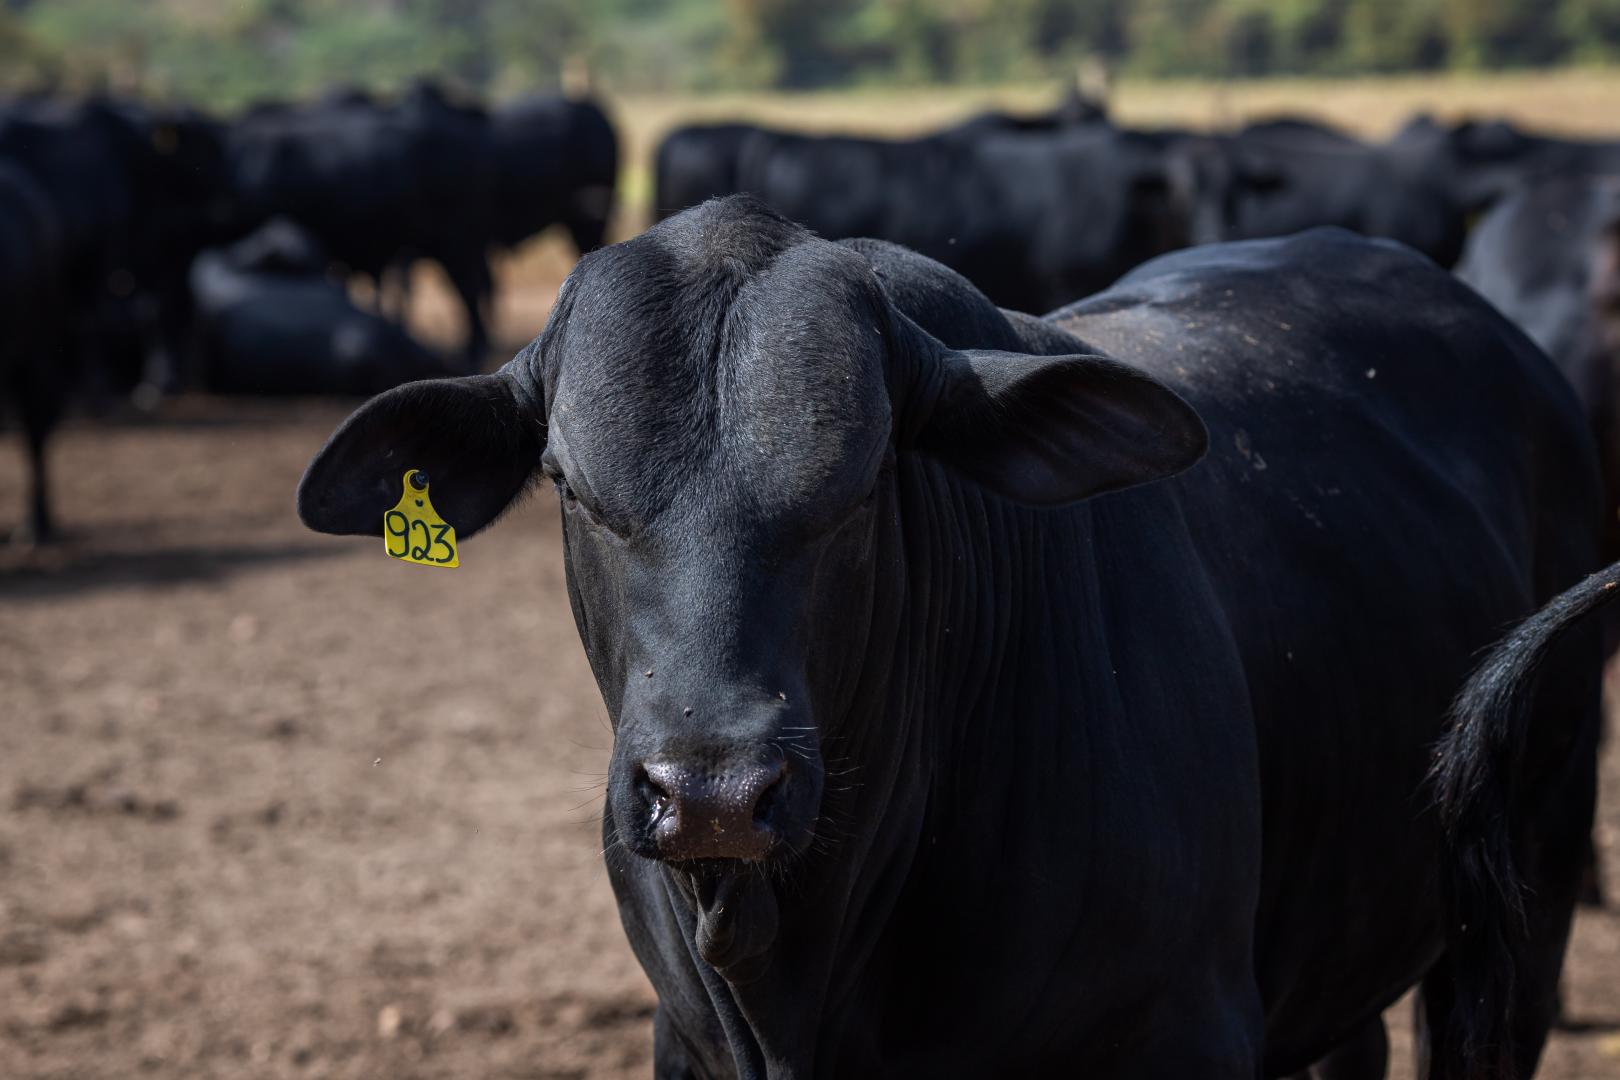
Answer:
654, 122, 765, 220
0, 96, 235, 540
0, 162, 67, 542
1168, 119, 1471, 266
733, 122, 1184, 310
0, 97, 234, 391
188, 219, 453, 397
226, 81, 497, 369
1396, 114, 1620, 216
679, 92, 1176, 314
652, 87, 1105, 225
227, 84, 620, 370
490, 95, 618, 258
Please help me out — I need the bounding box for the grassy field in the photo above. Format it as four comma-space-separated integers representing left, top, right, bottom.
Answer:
587, 68, 1620, 225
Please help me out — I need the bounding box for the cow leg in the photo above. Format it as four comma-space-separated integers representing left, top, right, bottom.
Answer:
1577, 829, 1605, 907
1575, 656, 1608, 908
440, 247, 492, 372
137, 271, 198, 399
1501, 864, 1581, 1076
24, 424, 51, 541
1290, 1015, 1387, 1080
383, 259, 414, 324
11, 371, 60, 544
1555, 817, 1604, 1030
1114, 989, 1262, 1079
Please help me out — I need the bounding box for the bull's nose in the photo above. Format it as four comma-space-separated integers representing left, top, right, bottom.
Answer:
639, 757, 787, 862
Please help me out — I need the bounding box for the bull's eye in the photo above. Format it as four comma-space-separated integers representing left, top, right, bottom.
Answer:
555, 478, 579, 511
540, 450, 586, 516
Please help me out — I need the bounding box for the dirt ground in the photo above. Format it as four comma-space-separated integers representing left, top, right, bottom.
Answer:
3, 256, 1620, 1079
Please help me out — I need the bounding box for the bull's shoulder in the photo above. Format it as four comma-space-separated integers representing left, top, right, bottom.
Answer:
1052, 229, 1488, 354
1046, 229, 1580, 446
1114, 226, 1435, 296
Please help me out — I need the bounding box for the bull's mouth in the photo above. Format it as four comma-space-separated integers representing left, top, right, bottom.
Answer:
682, 866, 780, 984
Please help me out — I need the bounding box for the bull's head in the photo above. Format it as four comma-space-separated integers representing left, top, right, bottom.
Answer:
296, 197, 1205, 976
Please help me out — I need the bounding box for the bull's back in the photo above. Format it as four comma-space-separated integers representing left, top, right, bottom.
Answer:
1051, 229, 1600, 1068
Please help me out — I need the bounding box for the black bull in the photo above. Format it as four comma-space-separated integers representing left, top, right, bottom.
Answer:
298, 199, 1605, 1078
226, 86, 495, 368
0, 162, 67, 542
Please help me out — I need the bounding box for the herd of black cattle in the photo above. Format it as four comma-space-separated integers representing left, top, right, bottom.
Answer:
5, 81, 1620, 555
9, 76, 1620, 1075
0, 81, 616, 541
656, 97, 1620, 578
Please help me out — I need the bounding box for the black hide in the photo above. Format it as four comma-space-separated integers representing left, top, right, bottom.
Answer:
299, 199, 1604, 1079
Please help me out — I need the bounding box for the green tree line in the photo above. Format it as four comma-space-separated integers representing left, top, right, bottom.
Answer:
2, 0, 1618, 105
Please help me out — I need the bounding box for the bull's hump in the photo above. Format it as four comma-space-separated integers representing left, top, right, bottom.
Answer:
545, 200, 895, 533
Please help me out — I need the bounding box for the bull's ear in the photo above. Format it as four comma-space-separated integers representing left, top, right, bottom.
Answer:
297, 371, 544, 538
913, 349, 1207, 506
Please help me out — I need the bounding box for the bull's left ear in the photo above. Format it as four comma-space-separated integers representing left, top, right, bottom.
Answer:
297, 369, 544, 538
913, 349, 1208, 505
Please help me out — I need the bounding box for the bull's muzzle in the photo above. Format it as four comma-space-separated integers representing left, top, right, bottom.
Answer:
637, 755, 788, 862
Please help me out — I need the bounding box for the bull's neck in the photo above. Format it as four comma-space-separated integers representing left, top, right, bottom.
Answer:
720, 459, 1108, 1077
890, 458, 1107, 777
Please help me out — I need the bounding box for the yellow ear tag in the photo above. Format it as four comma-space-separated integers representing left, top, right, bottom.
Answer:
383, 469, 459, 568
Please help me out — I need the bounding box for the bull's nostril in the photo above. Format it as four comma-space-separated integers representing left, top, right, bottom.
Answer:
636, 766, 672, 827
753, 769, 787, 828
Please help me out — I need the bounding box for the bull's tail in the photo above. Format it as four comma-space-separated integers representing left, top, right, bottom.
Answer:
1429, 562, 1620, 1077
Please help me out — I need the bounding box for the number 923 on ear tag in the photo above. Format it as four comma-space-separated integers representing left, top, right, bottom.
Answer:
383, 470, 459, 568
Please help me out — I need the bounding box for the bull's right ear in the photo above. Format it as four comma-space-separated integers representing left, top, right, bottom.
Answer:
296, 371, 544, 539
